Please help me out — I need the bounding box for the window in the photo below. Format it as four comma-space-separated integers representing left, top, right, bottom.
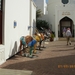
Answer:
61, 0, 69, 4
0, 0, 2, 10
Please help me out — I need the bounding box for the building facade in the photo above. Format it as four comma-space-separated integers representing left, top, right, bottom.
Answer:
33, 0, 47, 15
0, 0, 36, 65
33, 0, 75, 40
47, 0, 75, 40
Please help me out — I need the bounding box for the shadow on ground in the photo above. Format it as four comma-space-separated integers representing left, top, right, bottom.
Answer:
1, 55, 75, 75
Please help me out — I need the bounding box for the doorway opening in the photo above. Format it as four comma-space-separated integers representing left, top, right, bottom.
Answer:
0, 0, 3, 44
58, 16, 73, 37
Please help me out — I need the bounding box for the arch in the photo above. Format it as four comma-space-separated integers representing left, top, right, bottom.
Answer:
58, 16, 74, 37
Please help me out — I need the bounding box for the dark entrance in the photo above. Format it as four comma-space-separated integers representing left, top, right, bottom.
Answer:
59, 17, 73, 37
0, 0, 3, 44
0, 11, 2, 44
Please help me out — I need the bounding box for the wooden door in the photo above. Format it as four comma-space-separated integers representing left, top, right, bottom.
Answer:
0, 0, 3, 44
0, 11, 2, 44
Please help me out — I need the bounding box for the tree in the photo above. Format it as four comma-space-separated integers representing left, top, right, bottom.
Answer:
36, 9, 42, 19
36, 20, 49, 30
36, 9, 49, 30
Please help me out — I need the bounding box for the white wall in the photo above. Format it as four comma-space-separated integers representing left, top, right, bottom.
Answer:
44, 0, 47, 14
4, 0, 36, 59
31, 1, 36, 36
47, 0, 75, 39
47, 0, 62, 31
55, 4, 75, 40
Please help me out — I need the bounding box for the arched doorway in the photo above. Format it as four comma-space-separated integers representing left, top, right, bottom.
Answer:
59, 16, 73, 37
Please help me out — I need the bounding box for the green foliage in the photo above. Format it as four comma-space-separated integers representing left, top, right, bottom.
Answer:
36, 9, 42, 19
36, 9, 49, 30
51, 33, 55, 38
36, 20, 49, 30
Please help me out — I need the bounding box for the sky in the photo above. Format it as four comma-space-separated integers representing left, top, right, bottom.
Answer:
46, 0, 48, 3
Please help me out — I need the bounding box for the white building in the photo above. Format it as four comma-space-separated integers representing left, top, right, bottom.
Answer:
33, 0, 75, 40
33, 0, 47, 15
33, 0, 49, 26
47, 0, 75, 40
0, 0, 36, 65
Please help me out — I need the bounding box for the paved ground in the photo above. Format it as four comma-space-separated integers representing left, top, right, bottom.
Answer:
0, 40, 75, 75
0, 68, 33, 75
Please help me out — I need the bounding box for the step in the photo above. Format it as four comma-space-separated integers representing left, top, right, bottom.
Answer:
0, 68, 33, 75
58, 37, 75, 41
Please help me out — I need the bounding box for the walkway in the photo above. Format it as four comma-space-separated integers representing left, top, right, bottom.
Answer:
0, 41, 75, 75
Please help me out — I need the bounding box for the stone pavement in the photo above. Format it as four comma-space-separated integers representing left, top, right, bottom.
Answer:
0, 40, 75, 75
0, 68, 33, 75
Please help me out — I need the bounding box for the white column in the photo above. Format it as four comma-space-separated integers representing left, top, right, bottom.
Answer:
55, 7, 58, 40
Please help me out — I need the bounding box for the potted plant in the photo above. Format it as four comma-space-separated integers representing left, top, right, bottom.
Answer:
50, 32, 55, 41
